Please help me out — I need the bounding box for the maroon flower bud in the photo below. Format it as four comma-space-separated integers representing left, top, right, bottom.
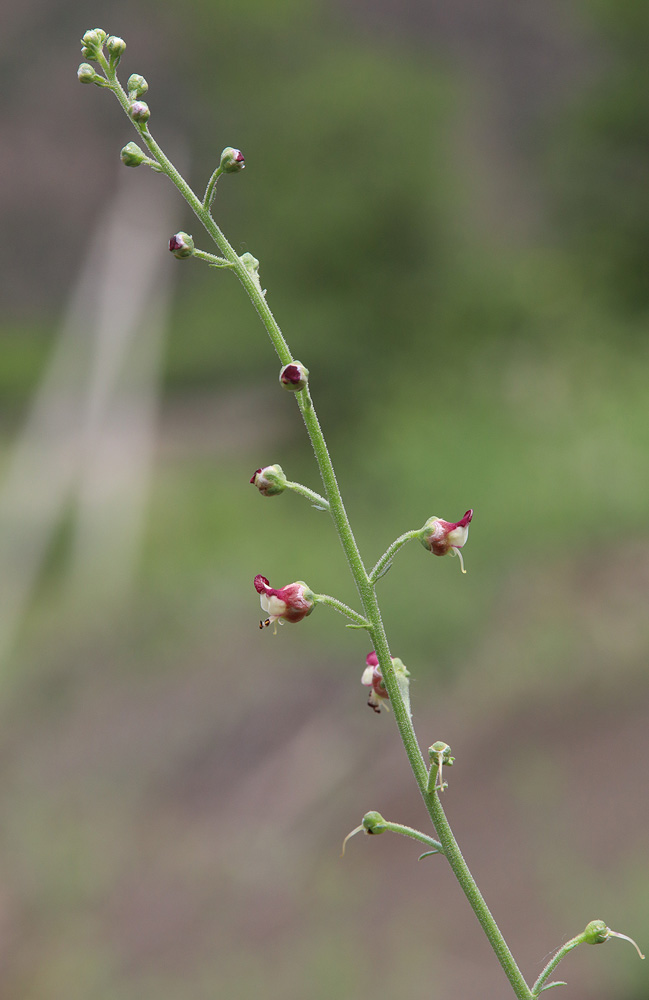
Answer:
250, 465, 287, 497
129, 101, 150, 124
420, 509, 473, 573
220, 147, 245, 173
279, 361, 309, 392
169, 232, 194, 259
254, 575, 316, 628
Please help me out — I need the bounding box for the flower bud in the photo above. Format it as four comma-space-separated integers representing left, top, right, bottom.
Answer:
106, 35, 126, 64
168, 232, 195, 259
127, 74, 149, 98
120, 142, 147, 167
129, 101, 150, 124
77, 62, 99, 84
81, 28, 107, 59
420, 509, 473, 573
250, 465, 287, 497
279, 361, 309, 392
362, 811, 387, 834
582, 921, 644, 958
220, 147, 245, 173
254, 575, 316, 628
341, 810, 387, 856
582, 920, 609, 945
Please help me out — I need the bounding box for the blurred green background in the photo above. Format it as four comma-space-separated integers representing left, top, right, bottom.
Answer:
0, 1, 648, 998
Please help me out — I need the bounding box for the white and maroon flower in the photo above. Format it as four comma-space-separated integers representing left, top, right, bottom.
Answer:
361, 651, 389, 713
361, 650, 410, 714
420, 509, 473, 573
254, 574, 316, 628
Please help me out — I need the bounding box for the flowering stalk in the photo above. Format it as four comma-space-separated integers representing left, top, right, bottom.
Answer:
77, 30, 642, 1000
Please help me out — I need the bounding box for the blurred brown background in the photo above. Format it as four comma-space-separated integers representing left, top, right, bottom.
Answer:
0, 1, 648, 998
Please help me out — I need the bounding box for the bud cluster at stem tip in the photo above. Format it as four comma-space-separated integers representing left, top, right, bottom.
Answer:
78, 29, 125, 84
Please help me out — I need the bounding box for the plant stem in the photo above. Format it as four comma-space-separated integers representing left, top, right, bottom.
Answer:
369, 529, 422, 583
285, 481, 330, 510
381, 821, 443, 855
315, 595, 369, 628
106, 71, 532, 999
531, 938, 579, 996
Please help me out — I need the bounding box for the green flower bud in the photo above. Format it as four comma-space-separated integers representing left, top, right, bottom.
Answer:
582, 920, 609, 945
220, 147, 245, 173
129, 101, 150, 124
581, 921, 644, 958
120, 142, 147, 168
341, 811, 387, 856
127, 74, 149, 98
362, 811, 387, 834
106, 35, 126, 64
77, 62, 99, 85
168, 232, 195, 259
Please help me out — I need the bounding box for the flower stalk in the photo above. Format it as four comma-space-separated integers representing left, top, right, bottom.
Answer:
77, 30, 641, 1000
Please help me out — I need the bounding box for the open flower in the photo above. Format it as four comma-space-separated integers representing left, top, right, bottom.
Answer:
254, 574, 316, 629
361, 651, 410, 714
361, 651, 389, 713
420, 509, 473, 573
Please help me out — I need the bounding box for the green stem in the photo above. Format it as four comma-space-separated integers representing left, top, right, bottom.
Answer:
369, 529, 422, 583
315, 595, 369, 629
194, 249, 233, 267
101, 67, 532, 1000
381, 821, 443, 855
203, 165, 223, 209
285, 481, 330, 510
426, 790, 532, 998
531, 938, 579, 996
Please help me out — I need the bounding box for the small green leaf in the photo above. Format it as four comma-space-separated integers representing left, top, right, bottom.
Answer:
418, 850, 440, 861
538, 982, 567, 994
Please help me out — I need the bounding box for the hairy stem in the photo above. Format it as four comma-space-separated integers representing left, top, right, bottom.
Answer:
102, 63, 532, 1000
370, 529, 422, 583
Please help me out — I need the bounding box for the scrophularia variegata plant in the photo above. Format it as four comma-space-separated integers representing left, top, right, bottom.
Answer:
77, 28, 645, 998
